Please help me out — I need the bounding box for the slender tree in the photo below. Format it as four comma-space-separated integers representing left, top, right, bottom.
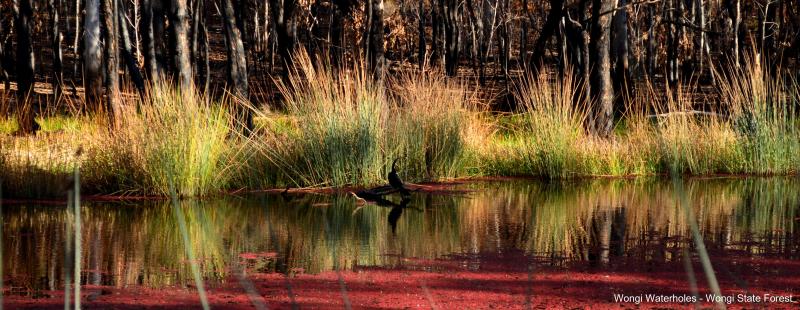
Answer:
14, 0, 37, 133
589, 0, 615, 137
441, 0, 459, 76
270, 0, 296, 74
222, 0, 252, 131
141, 0, 158, 79
170, 0, 193, 88
0, 6, 11, 91
118, 0, 145, 94
530, 0, 565, 70
611, 0, 630, 105
72, 0, 81, 77
102, 0, 120, 127
365, 0, 385, 78
84, 0, 103, 107
50, 0, 64, 101
417, 0, 426, 69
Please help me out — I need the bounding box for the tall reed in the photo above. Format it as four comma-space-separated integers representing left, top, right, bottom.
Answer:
102, 83, 243, 196
250, 51, 482, 188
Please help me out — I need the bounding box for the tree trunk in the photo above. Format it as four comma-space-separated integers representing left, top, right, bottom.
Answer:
611, 0, 630, 107
118, 0, 145, 94
442, 0, 459, 76
170, 0, 193, 88
102, 0, 120, 127
366, 0, 385, 79
222, 0, 252, 131
695, 0, 706, 76
430, 0, 441, 67
200, 22, 211, 94
152, 1, 168, 74
530, 0, 564, 70
0, 17, 8, 90
646, 3, 655, 76
14, 0, 37, 133
50, 0, 64, 101
666, 0, 679, 84
141, 0, 158, 79
497, 0, 510, 78
72, 0, 81, 78
589, 0, 614, 137
732, 0, 740, 66
270, 0, 296, 75
84, 0, 104, 107
565, 11, 590, 93
418, 0, 426, 69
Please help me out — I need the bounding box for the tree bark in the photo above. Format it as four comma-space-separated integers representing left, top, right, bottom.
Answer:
170, 0, 193, 88
530, 0, 564, 70
84, 0, 104, 107
611, 0, 630, 105
141, 0, 158, 79
0, 16, 8, 90
222, 0, 252, 131
118, 0, 146, 94
72, 0, 81, 78
589, 0, 614, 137
646, 2, 656, 76
418, 0, 426, 69
50, 0, 64, 101
441, 0, 459, 76
13, 0, 37, 133
102, 0, 120, 127
366, 0, 385, 79
270, 0, 296, 75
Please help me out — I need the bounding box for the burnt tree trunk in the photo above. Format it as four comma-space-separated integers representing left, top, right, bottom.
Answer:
589, 0, 614, 137
611, 0, 630, 109
50, 0, 64, 101
418, 0, 426, 68
13, 0, 37, 133
565, 11, 589, 93
497, 0, 510, 78
102, 0, 120, 127
0, 16, 8, 90
222, 0, 252, 131
152, 1, 168, 74
84, 0, 103, 107
442, 0, 459, 76
270, 0, 296, 75
118, 0, 145, 94
170, 0, 193, 88
366, 0, 385, 78
72, 0, 81, 77
141, 0, 159, 79
646, 2, 655, 76
530, 0, 564, 70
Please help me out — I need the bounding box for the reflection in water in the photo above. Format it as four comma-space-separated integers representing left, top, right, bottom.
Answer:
2, 178, 799, 294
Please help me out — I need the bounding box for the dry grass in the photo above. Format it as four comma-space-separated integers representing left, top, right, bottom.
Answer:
1, 54, 798, 198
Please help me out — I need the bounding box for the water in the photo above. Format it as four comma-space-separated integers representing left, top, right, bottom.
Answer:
2, 178, 799, 296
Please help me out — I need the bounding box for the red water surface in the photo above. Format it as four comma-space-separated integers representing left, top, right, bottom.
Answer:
5, 250, 799, 309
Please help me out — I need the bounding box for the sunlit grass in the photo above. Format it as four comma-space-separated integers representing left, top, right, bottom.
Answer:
246, 51, 485, 188
0, 53, 798, 198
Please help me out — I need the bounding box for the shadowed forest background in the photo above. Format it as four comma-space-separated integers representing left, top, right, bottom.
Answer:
1, 0, 800, 197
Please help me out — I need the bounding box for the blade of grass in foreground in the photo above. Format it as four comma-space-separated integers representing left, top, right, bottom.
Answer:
73, 167, 81, 309
64, 191, 73, 310
673, 177, 724, 309
168, 180, 210, 310
0, 182, 4, 310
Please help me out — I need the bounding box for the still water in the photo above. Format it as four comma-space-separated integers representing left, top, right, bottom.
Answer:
3, 178, 799, 295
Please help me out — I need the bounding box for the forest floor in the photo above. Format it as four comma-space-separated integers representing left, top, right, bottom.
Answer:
4, 249, 799, 309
